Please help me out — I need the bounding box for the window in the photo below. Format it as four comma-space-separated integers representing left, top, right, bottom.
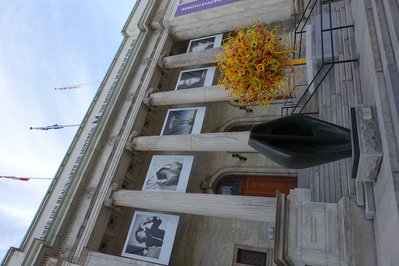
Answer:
237, 249, 267, 266
216, 176, 243, 195
233, 245, 273, 266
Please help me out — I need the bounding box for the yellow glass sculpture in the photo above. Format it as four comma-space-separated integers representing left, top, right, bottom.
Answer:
217, 23, 295, 107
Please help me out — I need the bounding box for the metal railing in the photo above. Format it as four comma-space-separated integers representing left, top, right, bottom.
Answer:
281, 0, 357, 116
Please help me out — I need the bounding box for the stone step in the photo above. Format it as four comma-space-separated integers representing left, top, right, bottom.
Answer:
338, 197, 377, 266
294, 0, 362, 204
297, 167, 309, 188
355, 180, 365, 207
364, 181, 376, 219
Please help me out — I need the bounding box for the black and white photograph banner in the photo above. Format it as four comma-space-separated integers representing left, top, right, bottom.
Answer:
160, 107, 206, 135
122, 211, 180, 265
187, 34, 223, 53
175, 67, 215, 90
142, 155, 194, 192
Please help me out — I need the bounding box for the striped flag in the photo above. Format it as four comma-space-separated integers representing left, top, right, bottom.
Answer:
0, 176, 30, 181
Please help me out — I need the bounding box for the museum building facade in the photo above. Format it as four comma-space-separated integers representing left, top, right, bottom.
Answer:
4, 0, 399, 265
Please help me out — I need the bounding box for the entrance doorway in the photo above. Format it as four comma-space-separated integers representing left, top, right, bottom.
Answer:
216, 175, 297, 197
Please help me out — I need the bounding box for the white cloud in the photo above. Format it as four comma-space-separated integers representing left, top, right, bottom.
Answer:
0, 202, 37, 226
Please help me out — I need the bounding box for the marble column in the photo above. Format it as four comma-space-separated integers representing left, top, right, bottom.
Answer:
130, 131, 255, 152
160, 47, 222, 69
149, 85, 229, 106
111, 190, 276, 222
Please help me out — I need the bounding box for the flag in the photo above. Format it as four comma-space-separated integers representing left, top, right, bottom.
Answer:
30, 124, 64, 130
0, 176, 30, 181
54, 86, 80, 90
54, 81, 100, 91
30, 124, 80, 130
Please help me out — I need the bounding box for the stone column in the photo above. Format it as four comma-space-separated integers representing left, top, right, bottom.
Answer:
169, 0, 293, 40
160, 48, 305, 70
111, 190, 276, 222
149, 85, 229, 106
130, 132, 256, 152
160, 47, 222, 69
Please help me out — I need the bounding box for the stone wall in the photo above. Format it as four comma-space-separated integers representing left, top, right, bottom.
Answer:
351, 0, 399, 265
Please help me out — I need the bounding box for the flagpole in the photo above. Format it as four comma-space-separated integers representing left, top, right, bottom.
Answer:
59, 124, 80, 127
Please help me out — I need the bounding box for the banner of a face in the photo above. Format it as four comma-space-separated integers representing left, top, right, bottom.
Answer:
122, 211, 179, 265
142, 155, 194, 192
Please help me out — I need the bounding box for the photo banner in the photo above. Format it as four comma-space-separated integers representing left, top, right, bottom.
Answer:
122, 211, 179, 265
187, 34, 223, 53
175, 0, 242, 17
175, 67, 215, 91
142, 155, 194, 192
160, 107, 206, 135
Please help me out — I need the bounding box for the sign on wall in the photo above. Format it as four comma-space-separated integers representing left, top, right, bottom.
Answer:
175, 0, 242, 17
187, 34, 223, 53
142, 155, 194, 192
122, 211, 180, 265
160, 107, 206, 135
175, 67, 215, 90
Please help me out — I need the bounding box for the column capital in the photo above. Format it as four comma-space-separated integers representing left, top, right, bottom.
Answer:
168, 25, 177, 40
104, 183, 119, 207
157, 52, 168, 70
143, 87, 155, 107
125, 131, 140, 153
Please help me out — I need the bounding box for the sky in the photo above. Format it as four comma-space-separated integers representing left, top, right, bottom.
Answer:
0, 0, 136, 261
